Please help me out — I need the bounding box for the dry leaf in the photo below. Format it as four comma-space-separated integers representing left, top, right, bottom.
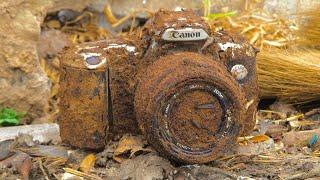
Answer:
79, 154, 96, 173
238, 134, 270, 145
248, 135, 270, 143
113, 135, 152, 162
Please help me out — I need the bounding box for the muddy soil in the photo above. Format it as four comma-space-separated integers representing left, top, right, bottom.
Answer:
1, 132, 320, 180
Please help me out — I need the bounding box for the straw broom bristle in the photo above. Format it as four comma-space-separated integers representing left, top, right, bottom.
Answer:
257, 8, 320, 104
297, 9, 320, 47
257, 48, 320, 104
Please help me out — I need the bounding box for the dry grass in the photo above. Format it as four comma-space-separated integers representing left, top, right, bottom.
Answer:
207, 8, 298, 50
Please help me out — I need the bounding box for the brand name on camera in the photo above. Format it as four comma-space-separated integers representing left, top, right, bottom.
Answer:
162, 28, 208, 41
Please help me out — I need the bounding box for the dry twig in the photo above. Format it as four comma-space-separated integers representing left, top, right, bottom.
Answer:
63, 168, 103, 180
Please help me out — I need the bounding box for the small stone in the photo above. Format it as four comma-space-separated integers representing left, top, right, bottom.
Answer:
117, 153, 173, 180
269, 101, 297, 118
0, 140, 14, 161
0, 151, 32, 179
265, 124, 288, 140
283, 129, 320, 147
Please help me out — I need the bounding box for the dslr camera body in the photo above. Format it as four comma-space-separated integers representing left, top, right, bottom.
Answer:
59, 10, 258, 163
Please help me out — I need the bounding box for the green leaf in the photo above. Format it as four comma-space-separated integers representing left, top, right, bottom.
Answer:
206, 11, 237, 20
0, 108, 26, 127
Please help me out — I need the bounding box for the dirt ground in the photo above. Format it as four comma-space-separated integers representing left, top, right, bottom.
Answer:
0, 127, 320, 180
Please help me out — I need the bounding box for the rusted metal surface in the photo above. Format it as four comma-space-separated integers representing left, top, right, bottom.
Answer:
201, 31, 259, 135
101, 40, 140, 136
135, 52, 246, 163
59, 9, 259, 163
59, 66, 108, 149
59, 38, 140, 148
59, 42, 109, 149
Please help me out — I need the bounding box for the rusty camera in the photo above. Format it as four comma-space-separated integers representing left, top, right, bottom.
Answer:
59, 10, 259, 163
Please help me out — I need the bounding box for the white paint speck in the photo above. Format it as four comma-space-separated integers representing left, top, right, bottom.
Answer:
218, 42, 242, 51
103, 44, 136, 52
218, 42, 243, 57
81, 46, 99, 50
78, 52, 102, 60
126, 46, 136, 52
216, 32, 223, 35
174, 7, 183, 11
193, 23, 204, 27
